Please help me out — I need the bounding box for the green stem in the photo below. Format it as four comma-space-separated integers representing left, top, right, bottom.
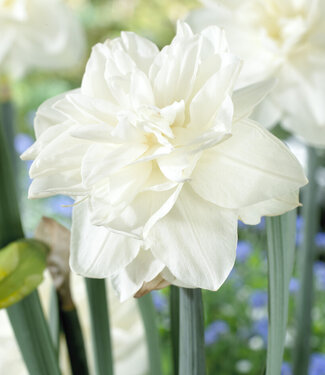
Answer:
49, 286, 60, 352
266, 210, 296, 375
1, 98, 61, 375
170, 286, 180, 375
85, 278, 114, 375
179, 288, 206, 375
137, 293, 162, 375
293, 146, 319, 375
60, 306, 90, 375
7, 291, 61, 375
0, 98, 16, 168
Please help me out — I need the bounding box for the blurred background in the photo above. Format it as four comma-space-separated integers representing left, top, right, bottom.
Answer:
7, 0, 325, 374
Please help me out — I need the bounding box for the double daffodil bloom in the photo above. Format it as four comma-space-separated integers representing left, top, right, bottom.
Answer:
22, 22, 307, 300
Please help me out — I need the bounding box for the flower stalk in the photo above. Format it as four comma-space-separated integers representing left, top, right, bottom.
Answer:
85, 278, 114, 375
137, 293, 162, 375
266, 210, 296, 375
178, 288, 206, 375
170, 286, 180, 375
293, 146, 320, 375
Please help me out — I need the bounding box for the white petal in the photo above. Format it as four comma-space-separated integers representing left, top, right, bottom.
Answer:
81, 43, 117, 102
70, 201, 141, 278
147, 185, 238, 290
190, 119, 307, 209
238, 190, 301, 225
149, 29, 201, 107
232, 78, 276, 123
88, 163, 152, 228
189, 61, 241, 129
29, 126, 88, 179
111, 249, 165, 301
33, 92, 69, 138
119, 31, 159, 74
28, 169, 84, 199
106, 184, 183, 239
252, 96, 283, 129
81, 143, 148, 188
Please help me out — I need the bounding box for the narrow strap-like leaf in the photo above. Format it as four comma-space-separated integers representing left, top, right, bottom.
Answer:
266, 210, 296, 375
1, 101, 61, 375
179, 288, 206, 375
170, 286, 180, 375
49, 286, 60, 352
85, 278, 114, 375
60, 306, 90, 375
293, 146, 319, 375
7, 291, 62, 375
137, 293, 162, 375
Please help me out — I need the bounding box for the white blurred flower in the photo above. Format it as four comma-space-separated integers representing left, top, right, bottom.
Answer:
187, 0, 325, 147
22, 22, 307, 300
0, 0, 85, 77
0, 273, 148, 375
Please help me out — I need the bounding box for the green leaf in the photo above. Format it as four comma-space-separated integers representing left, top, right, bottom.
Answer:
266, 210, 297, 375
293, 146, 320, 375
85, 278, 114, 375
179, 288, 206, 375
1, 99, 61, 375
0, 239, 49, 308
0, 103, 23, 248
7, 291, 62, 375
137, 293, 162, 375
170, 286, 180, 375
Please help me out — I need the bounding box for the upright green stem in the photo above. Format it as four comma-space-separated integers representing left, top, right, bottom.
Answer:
179, 288, 206, 375
85, 278, 114, 375
1, 98, 61, 375
7, 291, 61, 375
137, 293, 162, 375
60, 306, 90, 375
170, 286, 180, 375
293, 147, 319, 375
266, 210, 296, 375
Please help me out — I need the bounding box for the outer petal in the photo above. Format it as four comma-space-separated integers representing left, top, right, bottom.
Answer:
232, 78, 276, 123
105, 184, 183, 239
190, 119, 307, 209
238, 190, 301, 225
147, 185, 238, 290
70, 201, 141, 278
111, 250, 165, 301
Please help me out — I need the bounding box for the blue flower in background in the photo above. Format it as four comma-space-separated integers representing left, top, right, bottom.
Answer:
296, 215, 304, 232
296, 215, 304, 246
238, 220, 247, 230
315, 232, 325, 248
289, 278, 300, 294
14, 133, 34, 154
205, 320, 229, 346
314, 262, 325, 291
309, 353, 325, 375
48, 195, 74, 217
255, 217, 265, 231
236, 241, 252, 263
253, 317, 268, 343
250, 290, 268, 309
151, 290, 167, 312
281, 362, 292, 375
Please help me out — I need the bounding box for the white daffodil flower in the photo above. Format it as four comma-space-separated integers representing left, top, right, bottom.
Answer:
0, 273, 148, 375
187, 0, 325, 147
22, 22, 307, 300
0, 0, 85, 77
